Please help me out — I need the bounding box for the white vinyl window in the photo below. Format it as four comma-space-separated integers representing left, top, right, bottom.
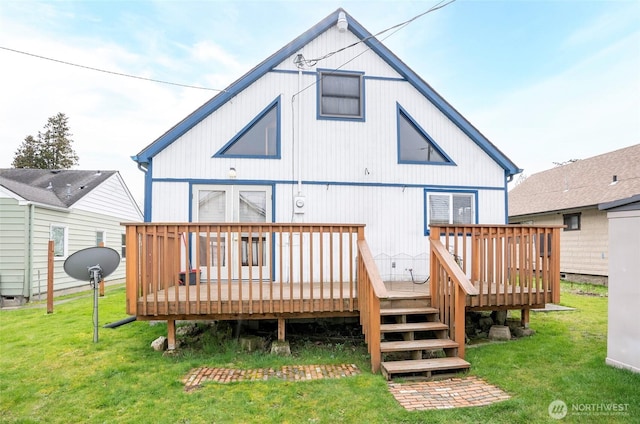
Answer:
96, 230, 106, 246
426, 192, 476, 231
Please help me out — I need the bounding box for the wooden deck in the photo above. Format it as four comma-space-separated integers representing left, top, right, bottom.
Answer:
122, 223, 562, 373
135, 280, 358, 318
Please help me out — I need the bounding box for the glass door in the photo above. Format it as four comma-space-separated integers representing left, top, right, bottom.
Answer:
193, 185, 271, 280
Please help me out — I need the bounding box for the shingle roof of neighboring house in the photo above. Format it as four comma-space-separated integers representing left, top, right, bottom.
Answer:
132, 8, 521, 177
508, 144, 640, 217
0, 169, 116, 208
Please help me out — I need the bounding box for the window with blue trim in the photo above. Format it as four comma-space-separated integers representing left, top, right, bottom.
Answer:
398, 106, 452, 164
318, 71, 363, 119
215, 98, 280, 158
426, 192, 475, 226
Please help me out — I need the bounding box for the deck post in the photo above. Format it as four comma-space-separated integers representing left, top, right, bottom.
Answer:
167, 319, 176, 350
278, 318, 286, 341
520, 308, 530, 329
455, 284, 466, 359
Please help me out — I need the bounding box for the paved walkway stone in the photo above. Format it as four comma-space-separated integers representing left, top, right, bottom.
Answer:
182, 364, 360, 391
388, 376, 510, 410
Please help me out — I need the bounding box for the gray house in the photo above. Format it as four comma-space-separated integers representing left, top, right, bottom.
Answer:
0, 169, 142, 305
508, 144, 640, 284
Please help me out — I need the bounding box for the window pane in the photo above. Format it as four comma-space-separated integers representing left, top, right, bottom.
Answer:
429, 195, 450, 225
121, 234, 126, 259
223, 107, 277, 156
239, 191, 266, 222
452, 195, 473, 224
51, 226, 65, 257
96, 231, 104, 246
399, 113, 446, 163
198, 190, 226, 221
321, 97, 360, 116
322, 74, 360, 97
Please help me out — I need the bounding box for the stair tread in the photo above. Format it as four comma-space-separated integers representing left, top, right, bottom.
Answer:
381, 357, 470, 373
380, 307, 438, 316
385, 290, 430, 299
380, 322, 448, 332
380, 338, 458, 352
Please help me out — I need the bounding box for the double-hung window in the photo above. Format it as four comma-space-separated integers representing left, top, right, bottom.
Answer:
318, 70, 364, 120
425, 191, 476, 234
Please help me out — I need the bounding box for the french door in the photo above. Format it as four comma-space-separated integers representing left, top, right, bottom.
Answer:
193, 185, 272, 280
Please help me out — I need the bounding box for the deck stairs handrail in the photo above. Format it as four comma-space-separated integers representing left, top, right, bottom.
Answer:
356, 239, 388, 373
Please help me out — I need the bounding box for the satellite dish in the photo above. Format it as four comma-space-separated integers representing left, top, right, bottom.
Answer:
64, 246, 120, 281
64, 247, 121, 343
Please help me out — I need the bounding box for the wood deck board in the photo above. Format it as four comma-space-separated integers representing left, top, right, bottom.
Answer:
382, 357, 470, 373
380, 322, 448, 332
380, 339, 458, 352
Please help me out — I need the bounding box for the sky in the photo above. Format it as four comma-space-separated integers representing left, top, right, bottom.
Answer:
1, 0, 639, 208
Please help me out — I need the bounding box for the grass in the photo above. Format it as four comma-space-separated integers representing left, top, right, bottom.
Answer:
1, 282, 639, 423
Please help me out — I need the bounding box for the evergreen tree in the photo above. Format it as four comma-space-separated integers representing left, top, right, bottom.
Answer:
12, 113, 79, 169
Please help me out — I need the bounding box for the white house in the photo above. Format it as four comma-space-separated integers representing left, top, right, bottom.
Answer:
0, 169, 142, 305
600, 195, 640, 374
132, 8, 520, 281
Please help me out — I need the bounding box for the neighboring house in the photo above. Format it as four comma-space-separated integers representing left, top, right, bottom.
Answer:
508, 144, 640, 284
600, 195, 640, 374
132, 8, 520, 279
0, 169, 143, 305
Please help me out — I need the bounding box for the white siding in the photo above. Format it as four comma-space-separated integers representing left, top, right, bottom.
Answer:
73, 173, 142, 222
146, 22, 510, 270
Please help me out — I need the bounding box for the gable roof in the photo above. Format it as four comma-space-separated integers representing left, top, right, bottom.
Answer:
509, 144, 640, 217
133, 8, 520, 177
0, 169, 116, 208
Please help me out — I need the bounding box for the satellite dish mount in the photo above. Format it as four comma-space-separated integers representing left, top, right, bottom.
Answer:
64, 247, 120, 343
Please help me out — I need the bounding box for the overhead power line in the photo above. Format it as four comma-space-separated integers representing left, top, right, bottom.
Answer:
0, 45, 225, 92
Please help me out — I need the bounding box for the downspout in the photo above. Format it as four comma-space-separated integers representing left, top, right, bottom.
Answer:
25, 203, 34, 299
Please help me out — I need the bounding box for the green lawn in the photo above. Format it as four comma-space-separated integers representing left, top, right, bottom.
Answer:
1, 282, 638, 423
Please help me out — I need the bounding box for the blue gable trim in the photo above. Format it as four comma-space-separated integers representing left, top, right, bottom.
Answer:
133, 8, 520, 177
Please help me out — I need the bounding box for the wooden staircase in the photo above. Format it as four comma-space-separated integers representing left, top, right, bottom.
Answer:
379, 292, 470, 380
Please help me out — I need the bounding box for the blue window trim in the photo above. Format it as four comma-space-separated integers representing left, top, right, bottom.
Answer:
423, 188, 478, 236
316, 68, 365, 122
397, 103, 455, 166
213, 96, 281, 159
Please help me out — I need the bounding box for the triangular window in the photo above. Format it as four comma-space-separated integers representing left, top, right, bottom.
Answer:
214, 97, 281, 158
397, 104, 453, 165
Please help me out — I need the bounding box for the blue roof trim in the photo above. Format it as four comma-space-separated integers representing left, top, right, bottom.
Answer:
213, 96, 281, 159
396, 103, 455, 166
134, 8, 520, 176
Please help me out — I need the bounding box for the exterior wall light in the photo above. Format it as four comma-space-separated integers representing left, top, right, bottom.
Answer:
229, 167, 237, 179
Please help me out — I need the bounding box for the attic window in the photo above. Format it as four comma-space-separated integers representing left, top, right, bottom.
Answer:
318, 70, 364, 120
398, 104, 453, 165
214, 97, 281, 158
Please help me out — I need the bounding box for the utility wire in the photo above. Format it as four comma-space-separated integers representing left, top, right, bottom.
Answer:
292, 0, 455, 99
0, 45, 225, 92
296, 0, 455, 68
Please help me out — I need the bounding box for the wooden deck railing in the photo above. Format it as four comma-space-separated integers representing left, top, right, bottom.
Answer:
430, 225, 562, 310
429, 234, 478, 359
357, 238, 388, 373
123, 223, 363, 317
